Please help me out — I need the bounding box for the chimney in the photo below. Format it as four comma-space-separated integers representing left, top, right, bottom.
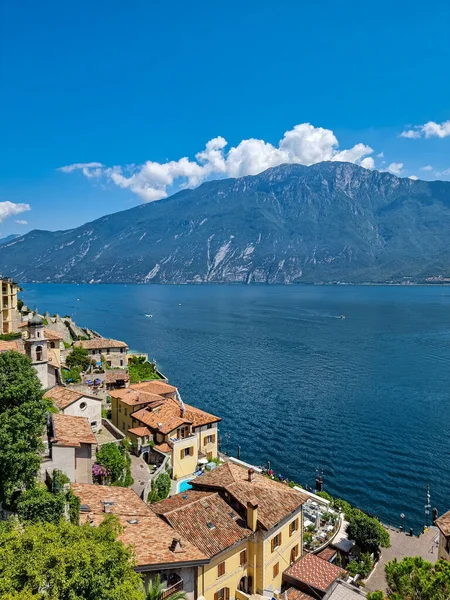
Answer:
103, 503, 111, 514
170, 537, 184, 553
247, 501, 258, 532
248, 468, 255, 482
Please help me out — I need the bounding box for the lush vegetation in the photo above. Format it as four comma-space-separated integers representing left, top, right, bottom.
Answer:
0, 516, 144, 600
61, 365, 81, 383
0, 332, 22, 341
145, 573, 187, 600
367, 557, 450, 600
66, 346, 90, 370
128, 356, 160, 384
346, 552, 374, 578
316, 491, 390, 557
148, 473, 171, 503
94, 441, 133, 487
0, 351, 47, 506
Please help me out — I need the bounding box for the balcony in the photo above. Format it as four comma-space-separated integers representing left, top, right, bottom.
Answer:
160, 575, 183, 600
169, 432, 197, 445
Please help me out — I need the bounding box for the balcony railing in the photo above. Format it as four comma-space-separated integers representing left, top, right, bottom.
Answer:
169, 432, 197, 445
161, 578, 183, 600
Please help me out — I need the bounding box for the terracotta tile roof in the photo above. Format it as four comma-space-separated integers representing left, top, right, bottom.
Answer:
127, 426, 151, 437
74, 338, 128, 350
71, 484, 207, 567
152, 490, 252, 558
45, 385, 100, 410
286, 587, 315, 600
131, 381, 177, 395
105, 369, 129, 384
154, 442, 172, 453
436, 510, 450, 536
47, 348, 60, 368
109, 388, 165, 407
52, 413, 96, 447
0, 340, 24, 353
317, 547, 338, 562
72, 483, 153, 517
284, 553, 347, 593
184, 403, 221, 427
191, 462, 308, 530
44, 328, 64, 340
132, 399, 192, 435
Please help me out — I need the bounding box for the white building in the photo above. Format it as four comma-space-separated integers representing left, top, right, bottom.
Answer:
45, 386, 103, 433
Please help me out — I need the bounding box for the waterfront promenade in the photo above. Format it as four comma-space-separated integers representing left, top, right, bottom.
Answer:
365, 526, 439, 593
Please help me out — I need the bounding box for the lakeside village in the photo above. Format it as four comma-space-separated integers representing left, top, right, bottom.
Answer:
1, 276, 450, 600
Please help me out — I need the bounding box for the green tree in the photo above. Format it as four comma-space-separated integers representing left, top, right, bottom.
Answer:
367, 593, 385, 600
0, 351, 47, 505
346, 552, 374, 578
148, 473, 171, 503
95, 442, 133, 487
346, 511, 390, 554
66, 346, 90, 370
146, 573, 187, 600
0, 515, 143, 600
16, 485, 66, 525
385, 556, 450, 600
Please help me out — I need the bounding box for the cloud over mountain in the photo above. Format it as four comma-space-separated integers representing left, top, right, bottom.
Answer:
401, 120, 450, 139
0, 201, 31, 223
59, 123, 374, 202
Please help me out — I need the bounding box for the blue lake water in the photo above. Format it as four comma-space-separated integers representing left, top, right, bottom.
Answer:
21, 283, 450, 530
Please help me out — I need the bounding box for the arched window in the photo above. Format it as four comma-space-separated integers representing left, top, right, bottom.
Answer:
37, 331, 40, 338
50, 341, 55, 348
36, 346, 43, 361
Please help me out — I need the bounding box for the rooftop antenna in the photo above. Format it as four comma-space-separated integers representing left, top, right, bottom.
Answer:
425, 484, 431, 529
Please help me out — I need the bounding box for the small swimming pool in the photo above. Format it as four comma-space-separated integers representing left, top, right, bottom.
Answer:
177, 479, 193, 493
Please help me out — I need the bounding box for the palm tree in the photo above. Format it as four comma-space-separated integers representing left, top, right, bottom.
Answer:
146, 574, 187, 600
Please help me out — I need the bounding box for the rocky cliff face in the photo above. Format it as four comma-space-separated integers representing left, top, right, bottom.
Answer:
2, 162, 450, 284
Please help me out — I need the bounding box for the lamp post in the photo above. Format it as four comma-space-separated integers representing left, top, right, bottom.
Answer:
400, 513, 405, 532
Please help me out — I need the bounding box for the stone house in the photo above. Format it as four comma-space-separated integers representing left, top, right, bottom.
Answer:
46, 413, 96, 483
74, 338, 129, 369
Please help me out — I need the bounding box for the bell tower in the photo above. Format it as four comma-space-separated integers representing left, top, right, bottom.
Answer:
25, 312, 48, 389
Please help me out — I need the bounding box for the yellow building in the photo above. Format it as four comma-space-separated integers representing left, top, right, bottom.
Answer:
436, 511, 450, 561
153, 462, 308, 600
109, 381, 221, 480
1, 277, 19, 335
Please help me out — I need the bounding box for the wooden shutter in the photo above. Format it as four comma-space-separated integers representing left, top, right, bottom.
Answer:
224, 588, 230, 600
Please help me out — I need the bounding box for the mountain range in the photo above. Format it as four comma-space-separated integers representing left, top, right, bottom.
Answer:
2, 161, 450, 284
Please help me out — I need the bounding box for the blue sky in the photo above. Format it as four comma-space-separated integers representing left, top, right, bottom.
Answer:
1, 0, 450, 236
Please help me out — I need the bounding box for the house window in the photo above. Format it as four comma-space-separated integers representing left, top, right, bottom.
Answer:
217, 562, 226, 578
205, 434, 215, 445
215, 588, 229, 600
273, 563, 279, 578
207, 423, 213, 429
181, 447, 193, 459
80, 401, 87, 411
118, 405, 122, 413
124, 408, 127, 416
122, 422, 126, 430
290, 545, 299, 563
240, 549, 247, 566
107, 360, 111, 367
120, 359, 124, 366
271, 533, 281, 552
36, 345, 43, 361
289, 518, 299, 536
50, 341, 55, 348
106, 349, 110, 354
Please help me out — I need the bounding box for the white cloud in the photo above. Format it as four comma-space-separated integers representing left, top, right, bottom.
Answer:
58, 162, 104, 178
421, 165, 433, 171
59, 123, 375, 202
0, 202, 31, 224
14, 219, 28, 225
360, 157, 375, 169
376, 152, 384, 158
400, 120, 450, 139
387, 162, 404, 175
408, 175, 419, 180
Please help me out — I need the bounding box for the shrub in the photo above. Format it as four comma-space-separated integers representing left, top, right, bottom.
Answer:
148, 473, 171, 503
